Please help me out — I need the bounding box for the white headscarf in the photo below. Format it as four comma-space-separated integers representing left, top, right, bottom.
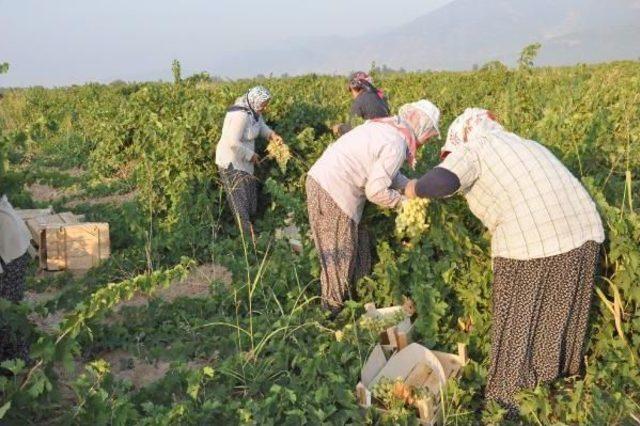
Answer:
441, 108, 503, 157
373, 99, 441, 169
245, 86, 271, 111
232, 86, 272, 120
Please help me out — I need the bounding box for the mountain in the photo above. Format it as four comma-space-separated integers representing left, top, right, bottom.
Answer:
211, 0, 640, 77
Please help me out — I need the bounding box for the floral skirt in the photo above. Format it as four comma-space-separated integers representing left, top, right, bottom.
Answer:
306, 176, 371, 311
487, 240, 601, 412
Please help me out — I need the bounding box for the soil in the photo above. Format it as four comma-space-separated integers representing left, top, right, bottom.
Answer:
98, 349, 171, 389
64, 191, 137, 208
23, 289, 64, 306
26, 182, 77, 203
104, 263, 233, 324
28, 309, 66, 334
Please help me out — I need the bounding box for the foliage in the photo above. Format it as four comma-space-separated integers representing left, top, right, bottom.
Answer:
518, 42, 542, 70
171, 59, 182, 85
0, 60, 638, 424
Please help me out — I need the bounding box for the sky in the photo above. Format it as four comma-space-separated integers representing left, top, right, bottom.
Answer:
0, 0, 454, 87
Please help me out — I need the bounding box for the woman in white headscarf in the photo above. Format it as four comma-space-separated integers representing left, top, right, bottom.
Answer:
306, 99, 441, 312
404, 108, 604, 414
215, 86, 285, 240
0, 194, 32, 361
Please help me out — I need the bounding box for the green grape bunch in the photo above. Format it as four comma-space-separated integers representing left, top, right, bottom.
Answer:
266, 137, 292, 172
395, 198, 430, 240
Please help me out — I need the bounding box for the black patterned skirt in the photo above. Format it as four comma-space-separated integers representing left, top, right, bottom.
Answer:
0, 252, 31, 361
305, 176, 371, 311
219, 165, 258, 234
487, 240, 601, 412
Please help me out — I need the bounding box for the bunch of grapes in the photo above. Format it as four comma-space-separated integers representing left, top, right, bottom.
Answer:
395, 198, 430, 239
266, 137, 292, 172
372, 378, 403, 409
372, 378, 418, 422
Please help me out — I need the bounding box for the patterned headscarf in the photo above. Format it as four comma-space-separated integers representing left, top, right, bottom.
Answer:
372, 100, 441, 169
348, 71, 384, 100
231, 86, 272, 120
441, 108, 502, 159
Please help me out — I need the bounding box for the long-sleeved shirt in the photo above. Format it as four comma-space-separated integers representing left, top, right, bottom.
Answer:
0, 195, 31, 273
415, 167, 461, 198
337, 90, 391, 136
215, 109, 274, 174
434, 131, 604, 260
308, 121, 408, 223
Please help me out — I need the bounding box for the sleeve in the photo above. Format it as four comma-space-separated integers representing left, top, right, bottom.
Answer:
336, 123, 352, 136
365, 146, 405, 208
391, 172, 409, 191
436, 147, 480, 192
224, 112, 255, 161
258, 116, 274, 139
415, 167, 461, 198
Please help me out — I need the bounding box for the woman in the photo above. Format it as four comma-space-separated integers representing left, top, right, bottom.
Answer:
404, 108, 605, 413
307, 99, 440, 312
333, 72, 391, 137
215, 86, 284, 240
0, 194, 32, 361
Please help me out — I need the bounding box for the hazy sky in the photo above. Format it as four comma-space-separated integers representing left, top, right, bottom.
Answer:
0, 0, 454, 87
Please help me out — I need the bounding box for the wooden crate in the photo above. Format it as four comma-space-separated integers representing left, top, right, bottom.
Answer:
15, 207, 54, 221
40, 222, 110, 271
26, 212, 85, 243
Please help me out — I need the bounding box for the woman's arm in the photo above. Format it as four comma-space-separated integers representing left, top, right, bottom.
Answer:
414, 167, 460, 198
365, 146, 406, 208
406, 148, 479, 199
258, 116, 275, 140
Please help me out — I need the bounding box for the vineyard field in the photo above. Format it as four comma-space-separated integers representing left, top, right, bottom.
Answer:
0, 61, 639, 425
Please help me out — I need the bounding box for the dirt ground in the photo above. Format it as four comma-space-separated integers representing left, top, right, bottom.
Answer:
112, 263, 233, 314
26, 182, 79, 203
64, 191, 137, 208
27, 309, 66, 334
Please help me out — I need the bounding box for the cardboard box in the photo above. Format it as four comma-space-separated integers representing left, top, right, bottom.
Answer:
362, 302, 415, 350
40, 222, 110, 271
356, 342, 468, 425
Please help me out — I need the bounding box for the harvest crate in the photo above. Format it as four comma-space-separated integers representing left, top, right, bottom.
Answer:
356, 342, 468, 425
15, 207, 54, 221
363, 300, 416, 351
39, 222, 110, 271
25, 211, 85, 242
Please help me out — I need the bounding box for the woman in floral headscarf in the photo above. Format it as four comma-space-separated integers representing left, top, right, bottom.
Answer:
404, 108, 604, 415
215, 86, 285, 240
332, 71, 391, 136
307, 100, 440, 312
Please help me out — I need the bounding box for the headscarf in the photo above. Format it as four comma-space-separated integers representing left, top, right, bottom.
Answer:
348, 71, 385, 100
372, 99, 441, 169
229, 85, 272, 121
440, 108, 502, 159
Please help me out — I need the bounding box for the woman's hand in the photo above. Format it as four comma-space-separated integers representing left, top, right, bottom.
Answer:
270, 133, 284, 143
404, 179, 418, 199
